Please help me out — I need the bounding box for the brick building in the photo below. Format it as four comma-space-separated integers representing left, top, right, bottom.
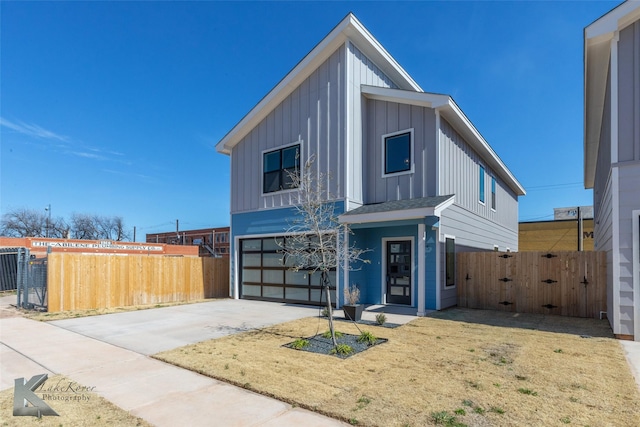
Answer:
146, 227, 230, 257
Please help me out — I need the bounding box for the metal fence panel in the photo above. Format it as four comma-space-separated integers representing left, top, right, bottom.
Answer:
0, 247, 20, 291
16, 248, 48, 311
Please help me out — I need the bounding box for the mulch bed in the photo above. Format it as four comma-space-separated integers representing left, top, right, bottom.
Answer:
284, 332, 388, 358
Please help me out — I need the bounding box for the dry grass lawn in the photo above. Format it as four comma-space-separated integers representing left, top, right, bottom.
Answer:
0, 375, 150, 427
155, 310, 640, 427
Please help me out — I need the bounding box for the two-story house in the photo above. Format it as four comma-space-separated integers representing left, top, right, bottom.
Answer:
584, 1, 640, 339
216, 13, 525, 315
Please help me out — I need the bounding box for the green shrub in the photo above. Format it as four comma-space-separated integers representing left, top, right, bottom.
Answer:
375, 313, 387, 325
331, 344, 354, 355
322, 330, 344, 339
357, 331, 378, 346
290, 338, 310, 350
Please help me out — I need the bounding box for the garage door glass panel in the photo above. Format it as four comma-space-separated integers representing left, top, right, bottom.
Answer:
242, 269, 261, 283
263, 286, 283, 299
286, 287, 309, 301
242, 240, 261, 251
243, 285, 261, 297
262, 238, 282, 251
285, 270, 308, 285
242, 253, 261, 267
263, 270, 283, 284
262, 253, 283, 267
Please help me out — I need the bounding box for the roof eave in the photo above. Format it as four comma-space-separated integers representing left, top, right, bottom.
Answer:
215, 13, 421, 155
583, 1, 640, 189
437, 99, 526, 197
362, 86, 525, 196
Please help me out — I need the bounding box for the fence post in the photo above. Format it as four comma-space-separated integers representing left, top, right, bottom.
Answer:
16, 248, 28, 308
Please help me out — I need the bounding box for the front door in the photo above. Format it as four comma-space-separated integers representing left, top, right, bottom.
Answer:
386, 240, 411, 305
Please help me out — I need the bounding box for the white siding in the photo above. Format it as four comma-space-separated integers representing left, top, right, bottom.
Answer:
439, 118, 519, 234
230, 47, 346, 214
362, 100, 437, 204
592, 17, 640, 337
617, 21, 640, 163
619, 164, 640, 335
346, 43, 397, 209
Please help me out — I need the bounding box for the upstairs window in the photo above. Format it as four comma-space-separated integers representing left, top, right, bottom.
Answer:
383, 129, 414, 176
445, 237, 455, 288
491, 177, 496, 210
263, 144, 300, 193
479, 165, 486, 204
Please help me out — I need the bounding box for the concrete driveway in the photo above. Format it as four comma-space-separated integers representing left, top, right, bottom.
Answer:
49, 299, 322, 355
1, 296, 349, 426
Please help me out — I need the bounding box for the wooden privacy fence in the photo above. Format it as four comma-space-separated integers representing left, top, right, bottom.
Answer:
47, 253, 229, 312
457, 251, 606, 318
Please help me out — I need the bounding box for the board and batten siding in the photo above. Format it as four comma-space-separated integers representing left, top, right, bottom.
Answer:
616, 21, 640, 333
438, 118, 519, 232
618, 164, 640, 335
362, 100, 437, 204
346, 42, 397, 209
594, 66, 612, 221
617, 20, 640, 164
230, 46, 346, 214
230, 42, 399, 215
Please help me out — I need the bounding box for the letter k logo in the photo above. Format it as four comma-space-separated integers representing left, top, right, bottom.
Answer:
13, 374, 59, 417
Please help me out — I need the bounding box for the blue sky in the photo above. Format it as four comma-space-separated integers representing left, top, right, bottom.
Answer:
0, 0, 620, 240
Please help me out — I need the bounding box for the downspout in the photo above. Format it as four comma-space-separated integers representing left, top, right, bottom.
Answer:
435, 109, 442, 310
417, 223, 426, 316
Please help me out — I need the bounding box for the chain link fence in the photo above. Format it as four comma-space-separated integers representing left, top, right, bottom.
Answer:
16, 248, 48, 311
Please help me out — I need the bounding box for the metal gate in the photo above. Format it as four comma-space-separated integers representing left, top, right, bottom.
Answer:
16, 248, 48, 311
0, 247, 20, 291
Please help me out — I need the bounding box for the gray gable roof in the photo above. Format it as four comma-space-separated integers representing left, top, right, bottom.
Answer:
339, 195, 455, 224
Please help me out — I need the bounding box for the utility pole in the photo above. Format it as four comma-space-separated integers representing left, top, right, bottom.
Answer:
577, 206, 583, 251
45, 204, 51, 238
133, 226, 136, 242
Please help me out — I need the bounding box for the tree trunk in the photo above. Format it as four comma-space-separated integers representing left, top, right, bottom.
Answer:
322, 271, 338, 347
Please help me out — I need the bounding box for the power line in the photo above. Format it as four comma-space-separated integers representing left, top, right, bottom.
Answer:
524, 181, 585, 192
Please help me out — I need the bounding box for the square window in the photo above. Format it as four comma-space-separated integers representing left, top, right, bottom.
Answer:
262, 144, 300, 193
384, 132, 411, 175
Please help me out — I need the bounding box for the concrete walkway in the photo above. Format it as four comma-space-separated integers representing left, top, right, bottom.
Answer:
0, 297, 353, 426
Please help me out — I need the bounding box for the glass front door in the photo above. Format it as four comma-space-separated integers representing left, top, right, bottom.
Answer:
386, 240, 412, 305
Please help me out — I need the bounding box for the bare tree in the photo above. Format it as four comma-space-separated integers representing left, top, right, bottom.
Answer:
70, 213, 131, 241
0, 208, 57, 237
48, 217, 70, 238
279, 155, 369, 347
1, 208, 130, 240
70, 213, 98, 240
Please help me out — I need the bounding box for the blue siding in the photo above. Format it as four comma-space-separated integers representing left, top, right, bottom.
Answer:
230, 201, 346, 297
348, 218, 439, 310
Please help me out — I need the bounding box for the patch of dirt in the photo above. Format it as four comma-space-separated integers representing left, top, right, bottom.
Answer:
154, 309, 640, 427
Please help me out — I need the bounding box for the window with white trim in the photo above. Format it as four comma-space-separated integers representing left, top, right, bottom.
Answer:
263, 144, 300, 193
445, 237, 455, 288
479, 165, 486, 203
491, 176, 496, 210
382, 129, 414, 176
